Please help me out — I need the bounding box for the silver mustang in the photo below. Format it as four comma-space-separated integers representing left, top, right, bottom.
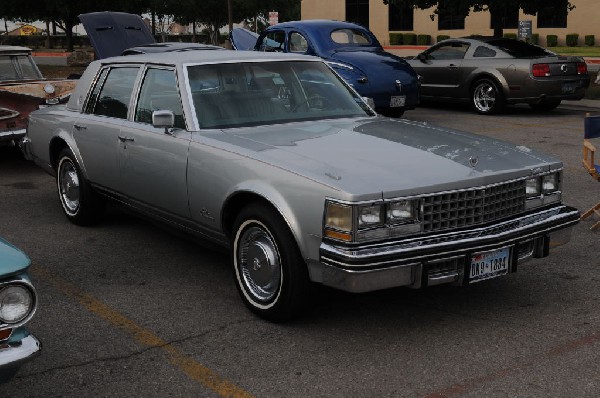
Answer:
21, 50, 579, 321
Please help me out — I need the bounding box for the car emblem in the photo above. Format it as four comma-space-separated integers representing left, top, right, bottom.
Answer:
468, 156, 479, 168
561, 64, 568, 73
395, 80, 402, 90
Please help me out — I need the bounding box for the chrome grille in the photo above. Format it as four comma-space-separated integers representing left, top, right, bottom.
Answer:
422, 180, 526, 232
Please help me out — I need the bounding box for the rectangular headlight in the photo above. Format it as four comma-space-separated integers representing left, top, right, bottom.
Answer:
542, 173, 558, 193
325, 202, 352, 232
526, 178, 541, 197
387, 200, 418, 224
358, 204, 384, 228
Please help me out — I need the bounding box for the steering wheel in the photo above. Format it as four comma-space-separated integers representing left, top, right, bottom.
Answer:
291, 94, 329, 112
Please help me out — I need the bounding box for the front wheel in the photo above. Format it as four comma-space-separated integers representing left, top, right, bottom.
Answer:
471, 79, 505, 115
56, 148, 105, 225
231, 202, 311, 322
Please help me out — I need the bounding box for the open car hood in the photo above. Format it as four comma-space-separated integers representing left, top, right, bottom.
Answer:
230, 28, 260, 51
79, 12, 155, 59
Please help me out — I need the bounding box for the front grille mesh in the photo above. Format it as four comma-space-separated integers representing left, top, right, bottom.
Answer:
422, 180, 526, 232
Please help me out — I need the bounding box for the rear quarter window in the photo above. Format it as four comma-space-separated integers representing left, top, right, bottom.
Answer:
473, 46, 497, 58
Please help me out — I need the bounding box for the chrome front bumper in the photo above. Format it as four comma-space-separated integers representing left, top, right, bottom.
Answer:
0, 334, 41, 372
313, 205, 579, 293
0, 129, 26, 145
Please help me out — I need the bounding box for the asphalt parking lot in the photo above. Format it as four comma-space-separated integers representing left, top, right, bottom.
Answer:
1, 102, 600, 397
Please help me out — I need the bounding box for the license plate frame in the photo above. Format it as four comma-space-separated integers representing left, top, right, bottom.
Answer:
562, 82, 577, 94
469, 246, 511, 284
390, 96, 406, 108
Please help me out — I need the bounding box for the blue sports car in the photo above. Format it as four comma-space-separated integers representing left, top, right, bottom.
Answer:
231, 20, 420, 117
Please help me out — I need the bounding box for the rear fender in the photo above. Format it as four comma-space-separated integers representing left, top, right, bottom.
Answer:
464, 69, 509, 98
49, 129, 88, 179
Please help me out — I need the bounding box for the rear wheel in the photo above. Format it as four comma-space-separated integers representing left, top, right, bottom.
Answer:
231, 202, 311, 322
529, 99, 561, 111
471, 79, 505, 115
56, 148, 105, 225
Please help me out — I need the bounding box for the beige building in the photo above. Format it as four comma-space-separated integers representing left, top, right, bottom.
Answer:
301, 0, 600, 47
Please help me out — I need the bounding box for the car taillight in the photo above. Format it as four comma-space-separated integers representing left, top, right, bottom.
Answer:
577, 62, 587, 74
532, 63, 551, 77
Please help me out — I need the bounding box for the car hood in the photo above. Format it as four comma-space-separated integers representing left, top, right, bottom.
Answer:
328, 49, 417, 78
229, 28, 260, 51
222, 118, 559, 200
79, 12, 155, 59
0, 237, 30, 276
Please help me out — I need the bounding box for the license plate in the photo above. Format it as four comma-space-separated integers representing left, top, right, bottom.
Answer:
562, 82, 576, 94
469, 247, 510, 283
390, 96, 406, 107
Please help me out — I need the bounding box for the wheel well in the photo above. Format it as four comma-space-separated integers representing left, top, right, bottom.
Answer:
49, 138, 68, 170
222, 192, 279, 239
470, 74, 503, 95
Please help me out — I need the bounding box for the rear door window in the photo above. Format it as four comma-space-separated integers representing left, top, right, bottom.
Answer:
89, 67, 140, 119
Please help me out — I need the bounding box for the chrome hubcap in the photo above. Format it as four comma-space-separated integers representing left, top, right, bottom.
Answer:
237, 225, 281, 302
59, 160, 80, 213
473, 83, 496, 112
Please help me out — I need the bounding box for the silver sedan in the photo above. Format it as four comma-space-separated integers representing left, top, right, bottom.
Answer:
22, 51, 579, 321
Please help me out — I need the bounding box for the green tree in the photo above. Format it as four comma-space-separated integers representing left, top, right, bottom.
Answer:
169, 0, 300, 44
384, 0, 574, 37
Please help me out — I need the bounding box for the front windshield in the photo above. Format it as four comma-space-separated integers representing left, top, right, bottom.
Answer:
187, 61, 373, 129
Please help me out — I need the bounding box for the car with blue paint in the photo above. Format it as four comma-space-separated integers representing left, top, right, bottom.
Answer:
231, 20, 420, 117
0, 237, 40, 382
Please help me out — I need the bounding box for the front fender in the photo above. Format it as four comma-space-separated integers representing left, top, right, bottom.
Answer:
222, 180, 321, 261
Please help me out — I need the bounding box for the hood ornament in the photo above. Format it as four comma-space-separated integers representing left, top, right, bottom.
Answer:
468, 156, 479, 168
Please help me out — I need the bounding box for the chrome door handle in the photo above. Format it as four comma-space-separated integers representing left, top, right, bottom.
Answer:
118, 136, 135, 142
74, 124, 87, 130
448, 64, 459, 69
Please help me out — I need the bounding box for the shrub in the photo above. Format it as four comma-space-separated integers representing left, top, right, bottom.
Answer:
585, 35, 595, 46
403, 33, 417, 45
546, 35, 558, 47
566, 33, 579, 47
503, 33, 517, 40
389, 33, 403, 45
436, 35, 450, 43
532, 33, 539, 45
417, 34, 431, 45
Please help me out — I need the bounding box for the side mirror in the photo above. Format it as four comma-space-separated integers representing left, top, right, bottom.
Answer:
417, 53, 427, 62
152, 110, 175, 134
